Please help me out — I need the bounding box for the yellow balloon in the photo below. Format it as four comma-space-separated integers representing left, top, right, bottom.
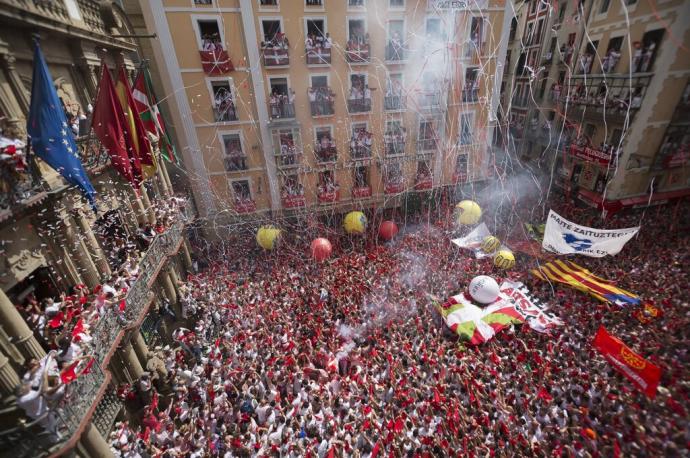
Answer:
494, 250, 515, 269
256, 225, 281, 250
455, 200, 482, 225
344, 211, 367, 234
481, 235, 501, 253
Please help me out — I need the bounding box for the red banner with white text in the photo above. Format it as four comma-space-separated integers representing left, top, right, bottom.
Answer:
592, 326, 661, 398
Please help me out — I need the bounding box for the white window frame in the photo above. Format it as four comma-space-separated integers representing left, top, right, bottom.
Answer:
304, 0, 325, 11
350, 121, 370, 137
257, 0, 280, 12
206, 76, 236, 108
346, 16, 368, 41
260, 17, 285, 42
191, 15, 226, 50
386, 18, 406, 41
303, 16, 329, 41
389, 0, 405, 10
314, 124, 335, 144
217, 129, 247, 158
229, 177, 253, 200
267, 74, 292, 94
458, 111, 475, 145
347, 0, 366, 12
386, 71, 404, 90
309, 73, 331, 88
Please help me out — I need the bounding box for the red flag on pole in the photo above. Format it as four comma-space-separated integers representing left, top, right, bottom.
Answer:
592, 326, 661, 398
115, 65, 155, 178
91, 64, 142, 187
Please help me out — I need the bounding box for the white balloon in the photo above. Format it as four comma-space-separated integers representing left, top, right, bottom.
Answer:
468, 275, 500, 304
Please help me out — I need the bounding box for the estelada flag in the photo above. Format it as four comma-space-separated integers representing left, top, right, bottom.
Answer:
531, 260, 640, 306
592, 326, 661, 398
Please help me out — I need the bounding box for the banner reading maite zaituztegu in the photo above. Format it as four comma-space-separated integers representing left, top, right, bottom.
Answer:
542, 210, 638, 257
592, 326, 661, 398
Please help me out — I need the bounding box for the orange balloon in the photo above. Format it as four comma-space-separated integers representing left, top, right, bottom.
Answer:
378, 221, 399, 241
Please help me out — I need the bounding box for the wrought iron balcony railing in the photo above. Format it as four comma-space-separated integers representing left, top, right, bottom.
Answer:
384, 95, 406, 111
0, 151, 45, 215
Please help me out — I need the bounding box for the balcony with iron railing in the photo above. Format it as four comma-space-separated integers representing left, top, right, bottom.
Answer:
213, 103, 238, 122
315, 145, 337, 163
318, 186, 340, 203
262, 44, 289, 67
0, 197, 194, 456
385, 180, 405, 194
275, 151, 302, 168
234, 197, 257, 213
385, 139, 406, 156
345, 42, 370, 63
462, 86, 479, 103
352, 185, 372, 198
384, 95, 406, 111
0, 150, 46, 220
347, 97, 371, 114
350, 144, 372, 160
269, 100, 295, 120
415, 174, 433, 190
560, 74, 652, 124
306, 47, 331, 65
309, 89, 335, 116
417, 90, 442, 109
385, 42, 405, 61
417, 137, 438, 152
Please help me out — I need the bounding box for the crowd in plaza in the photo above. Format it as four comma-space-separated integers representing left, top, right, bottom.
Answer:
95, 198, 688, 457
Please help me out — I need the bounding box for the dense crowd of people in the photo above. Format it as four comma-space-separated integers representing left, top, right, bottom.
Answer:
13, 192, 690, 457
102, 197, 688, 457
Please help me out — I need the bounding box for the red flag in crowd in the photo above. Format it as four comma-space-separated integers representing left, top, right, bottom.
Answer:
632, 302, 663, 324
592, 326, 661, 398
92, 64, 143, 187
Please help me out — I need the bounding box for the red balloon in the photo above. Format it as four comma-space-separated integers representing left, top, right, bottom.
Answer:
378, 221, 399, 241
310, 237, 332, 262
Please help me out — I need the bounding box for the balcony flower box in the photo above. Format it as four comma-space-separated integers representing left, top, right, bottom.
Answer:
282, 195, 306, 208
352, 186, 372, 198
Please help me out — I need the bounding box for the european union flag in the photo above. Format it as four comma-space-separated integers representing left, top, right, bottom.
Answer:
27, 41, 97, 209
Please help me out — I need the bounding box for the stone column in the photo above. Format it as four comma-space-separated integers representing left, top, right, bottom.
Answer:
62, 215, 101, 288
0, 351, 20, 396
131, 192, 148, 226
159, 160, 174, 195
160, 272, 177, 304
0, 48, 29, 114
0, 289, 45, 361
74, 210, 111, 279
180, 240, 193, 271
131, 331, 149, 368
140, 185, 156, 224
80, 423, 114, 458
119, 342, 144, 380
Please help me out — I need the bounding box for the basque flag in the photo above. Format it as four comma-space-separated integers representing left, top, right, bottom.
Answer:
27, 41, 96, 208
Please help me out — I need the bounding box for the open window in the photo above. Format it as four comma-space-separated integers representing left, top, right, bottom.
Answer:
418, 119, 437, 151
305, 19, 330, 64
463, 68, 479, 102
384, 120, 406, 156
231, 180, 254, 213
346, 18, 369, 62
634, 29, 664, 73
197, 19, 222, 50
455, 154, 468, 181
350, 122, 372, 159
268, 78, 294, 119
261, 20, 282, 42
459, 113, 474, 145
281, 174, 305, 208
415, 160, 433, 189
315, 126, 336, 162
222, 133, 246, 171
211, 80, 237, 122
385, 73, 405, 110
274, 128, 301, 166
306, 0, 323, 5
386, 20, 405, 61
467, 17, 484, 57
348, 74, 371, 113
384, 162, 404, 193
